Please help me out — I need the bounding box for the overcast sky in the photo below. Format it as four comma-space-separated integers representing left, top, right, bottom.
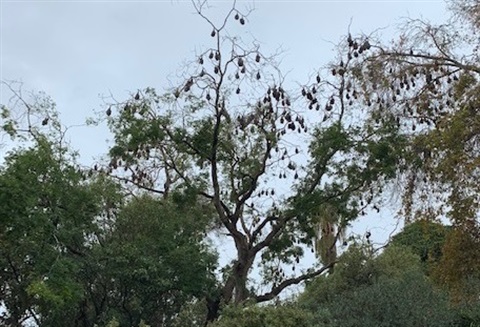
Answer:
1, 0, 451, 266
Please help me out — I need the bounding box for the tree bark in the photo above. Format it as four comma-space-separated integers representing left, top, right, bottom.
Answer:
204, 242, 256, 325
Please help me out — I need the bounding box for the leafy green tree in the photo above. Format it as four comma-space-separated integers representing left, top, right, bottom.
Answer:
0, 138, 120, 326
0, 89, 218, 326
390, 220, 450, 272
209, 303, 315, 327
298, 245, 459, 327
95, 194, 218, 327
100, 1, 408, 321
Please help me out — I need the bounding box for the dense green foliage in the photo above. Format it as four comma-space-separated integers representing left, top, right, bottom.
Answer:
299, 246, 458, 327
0, 140, 217, 326
208, 244, 480, 327
209, 304, 315, 327
390, 220, 449, 271
0, 140, 112, 326
97, 194, 217, 327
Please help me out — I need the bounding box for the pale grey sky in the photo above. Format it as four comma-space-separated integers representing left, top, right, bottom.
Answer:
1, 0, 448, 162
0, 0, 451, 284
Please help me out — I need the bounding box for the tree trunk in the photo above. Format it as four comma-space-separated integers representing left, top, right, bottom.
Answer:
204, 244, 255, 325
205, 296, 221, 326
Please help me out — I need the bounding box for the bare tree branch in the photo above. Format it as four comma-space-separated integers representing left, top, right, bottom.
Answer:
254, 262, 335, 303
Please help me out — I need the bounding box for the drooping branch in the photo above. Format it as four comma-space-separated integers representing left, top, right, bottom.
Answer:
254, 262, 335, 303
110, 174, 165, 195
